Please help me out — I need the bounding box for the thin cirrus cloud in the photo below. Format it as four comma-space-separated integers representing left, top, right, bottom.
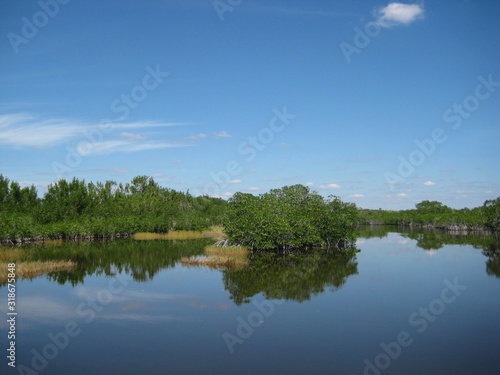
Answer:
119, 132, 147, 140
213, 131, 231, 138
0, 113, 189, 153
188, 133, 208, 140
79, 141, 187, 155
375, 2, 425, 28
0, 113, 86, 147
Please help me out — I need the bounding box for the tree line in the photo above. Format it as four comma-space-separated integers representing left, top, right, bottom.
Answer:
1, 174, 498, 243
358, 198, 500, 233
0, 174, 225, 241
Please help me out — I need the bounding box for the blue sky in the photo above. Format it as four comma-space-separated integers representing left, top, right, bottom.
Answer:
1, 0, 499, 209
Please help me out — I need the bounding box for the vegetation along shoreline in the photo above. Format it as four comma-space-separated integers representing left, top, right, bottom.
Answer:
1, 175, 499, 246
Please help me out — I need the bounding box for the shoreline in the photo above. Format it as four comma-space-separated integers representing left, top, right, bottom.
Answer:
0, 227, 225, 246
360, 222, 496, 234
1, 223, 497, 247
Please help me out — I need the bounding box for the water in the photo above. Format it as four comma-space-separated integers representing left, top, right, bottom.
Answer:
1, 226, 499, 375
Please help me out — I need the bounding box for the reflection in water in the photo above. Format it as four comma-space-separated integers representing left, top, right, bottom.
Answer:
357, 225, 500, 278
1, 227, 498, 288
3, 238, 209, 286
222, 249, 359, 305
1, 228, 498, 375
483, 241, 500, 278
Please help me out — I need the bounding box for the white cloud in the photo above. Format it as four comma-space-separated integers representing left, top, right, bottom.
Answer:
424, 181, 436, 186
113, 121, 188, 129
305, 182, 314, 187
228, 179, 242, 184
0, 113, 187, 148
375, 2, 425, 28
188, 133, 208, 140
119, 132, 147, 140
397, 193, 407, 197
349, 194, 365, 198
247, 187, 261, 191
0, 113, 85, 146
213, 130, 231, 138
77, 141, 187, 155
319, 183, 341, 189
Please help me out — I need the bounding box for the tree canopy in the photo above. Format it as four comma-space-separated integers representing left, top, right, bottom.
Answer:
223, 184, 358, 251
0, 174, 226, 240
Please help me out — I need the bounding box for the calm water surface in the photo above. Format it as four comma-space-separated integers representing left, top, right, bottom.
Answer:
1, 226, 499, 375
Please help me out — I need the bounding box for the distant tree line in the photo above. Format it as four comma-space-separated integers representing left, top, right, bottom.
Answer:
0, 175, 225, 241
358, 199, 500, 233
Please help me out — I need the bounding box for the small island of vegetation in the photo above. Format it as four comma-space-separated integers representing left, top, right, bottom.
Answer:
223, 184, 358, 251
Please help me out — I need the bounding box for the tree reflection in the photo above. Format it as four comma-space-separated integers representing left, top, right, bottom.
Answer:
483, 240, 500, 278
361, 225, 500, 278
16, 238, 209, 285
222, 249, 359, 305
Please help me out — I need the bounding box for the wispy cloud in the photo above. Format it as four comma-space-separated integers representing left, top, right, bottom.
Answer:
188, 133, 208, 140
119, 132, 147, 140
80, 141, 187, 155
375, 2, 425, 28
319, 183, 342, 189
213, 130, 231, 138
0, 113, 188, 148
349, 194, 365, 198
424, 181, 436, 186
0, 113, 85, 146
113, 121, 188, 129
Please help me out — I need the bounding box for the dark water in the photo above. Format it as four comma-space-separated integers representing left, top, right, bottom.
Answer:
1, 226, 499, 375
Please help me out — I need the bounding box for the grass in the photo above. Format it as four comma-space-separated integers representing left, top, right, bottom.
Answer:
180, 243, 249, 269
204, 244, 248, 256
0, 246, 76, 282
180, 255, 249, 269
0, 248, 26, 262
0, 260, 75, 283
133, 226, 226, 240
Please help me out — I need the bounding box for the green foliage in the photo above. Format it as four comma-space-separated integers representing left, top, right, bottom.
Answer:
483, 197, 500, 233
0, 175, 39, 214
358, 198, 496, 232
0, 174, 226, 240
415, 200, 453, 214
224, 184, 358, 251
